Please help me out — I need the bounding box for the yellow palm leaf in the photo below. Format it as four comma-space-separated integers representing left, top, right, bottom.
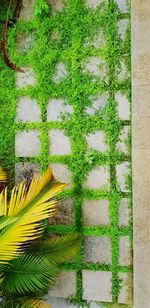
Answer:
0, 167, 66, 264
0, 166, 7, 183
26, 299, 51, 308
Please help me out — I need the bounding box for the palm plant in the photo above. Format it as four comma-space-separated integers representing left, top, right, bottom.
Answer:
0, 166, 80, 307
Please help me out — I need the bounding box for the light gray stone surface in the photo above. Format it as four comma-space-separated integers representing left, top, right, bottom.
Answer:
50, 163, 72, 188
116, 0, 128, 13
47, 99, 73, 122
16, 33, 33, 53
118, 61, 129, 83
116, 126, 130, 154
16, 67, 35, 88
118, 273, 132, 304
49, 198, 73, 225
115, 93, 130, 120
119, 198, 130, 227
16, 97, 40, 122
86, 131, 107, 152
15, 130, 40, 157
49, 129, 71, 155
84, 236, 111, 264
84, 166, 109, 190
119, 236, 131, 266
84, 31, 105, 49
19, 0, 34, 20
86, 0, 105, 9
48, 271, 76, 298
83, 200, 109, 226
49, 0, 64, 12
118, 19, 128, 41
84, 57, 107, 80
53, 62, 68, 83
82, 270, 112, 302
46, 297, 77, 308
86, 94, 108, 115
15, 162, 39, 184
116, 162, 130, 192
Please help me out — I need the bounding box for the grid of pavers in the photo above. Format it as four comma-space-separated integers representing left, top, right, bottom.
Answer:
15, 0, 132, 306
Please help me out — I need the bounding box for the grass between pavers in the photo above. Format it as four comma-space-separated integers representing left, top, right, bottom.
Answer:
0, 0, 132, 306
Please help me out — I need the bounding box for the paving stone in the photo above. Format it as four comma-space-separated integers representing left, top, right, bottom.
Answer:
90, 302, 103, 308
116, 126, 130, 154
119, 198, 130, 227
84, 31, 105, 49
86, 93, 108, 115
84, 57, 107, 80
118, 19, 128, 41
50, 163, 72, 189
49, 198, 73, 225
118, 273, 132, 304
84, 236, 111, 264
119, 236, 132, 266
16, 67, 35, 88
46, 297, 77, 308
48, 129, 71, 155
116, 0, 129, 13
86, 131, 107, 152
84, 166, 109, 190
16, 33, 34, 53
16, 97, 40, 122
115, 93, 130, 120
118, 61, 129, 83
116, 162, 130, 192
82, 270, 112, 302
15, 162, 39, 184
48, 271, 76, 298
15, 130, 40, 157
47, 99, 73, 122
53, 62, 68, 83
83, 199, 109, 226
86, 0, 105, 9
49, 0, 64, 12
19, 0, 34, 20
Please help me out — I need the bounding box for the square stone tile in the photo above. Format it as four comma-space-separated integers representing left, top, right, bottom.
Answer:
86, 131, 107, 152
50, 163, 72, 189
15, 162, 39, 184
16, 33, 34, 53
84, 31, 105, 49
83, 166, 109, 190
118, 61, 129, 83
20, 0, 34, 20
53, 62, 68, 83
86, 0, 105, 9
116, 0, 129, 13
119, 236, 132, 266
118, 19, 128, 41
118, 273, 133, 304
115, 93, 130, 120
48, 129, 71, 155
16, 67, 35, 88
90, 302, 104, 308
46, 297, 78, 308
15, 130, 40, 157
82, 270, 112, 302
16, 97, 40, 122
83, 199, 109, 226
119, 198, 130, 227
86, 93, 108, 115
47, 99, 73, 122
49, 198, 73, 225
48, 0, 64, 12
84, 236, 111, 264
48, 271, 76, 298
116, 126, 130, 154
84, 57, 107, 80
116, 162, 130, 192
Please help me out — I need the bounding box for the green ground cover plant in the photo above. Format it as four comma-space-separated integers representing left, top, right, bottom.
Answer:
0, 0, 132, 306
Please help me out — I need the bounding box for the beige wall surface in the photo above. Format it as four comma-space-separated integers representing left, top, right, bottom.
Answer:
132, 1, 150, 308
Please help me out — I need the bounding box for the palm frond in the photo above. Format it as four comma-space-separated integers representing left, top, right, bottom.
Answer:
0, 297, 51, 308
0, 167, 67, 264
1, 253, 58, 296
30, 233, 81, 264
0, 166, 7, 183
24, 299, 51, 308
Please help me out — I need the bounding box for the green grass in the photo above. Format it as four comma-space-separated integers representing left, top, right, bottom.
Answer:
0, 0, 131, 306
